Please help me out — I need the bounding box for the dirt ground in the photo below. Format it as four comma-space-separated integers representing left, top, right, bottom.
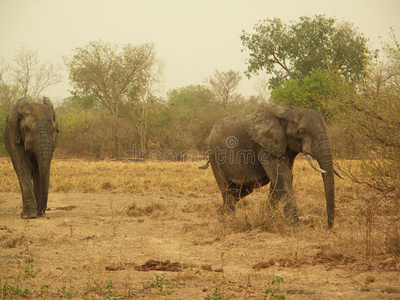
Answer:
1, 161, 400, 299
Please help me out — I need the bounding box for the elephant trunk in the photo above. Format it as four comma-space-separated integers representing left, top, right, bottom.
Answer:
313, 136, 335, 229
34, 129, 53, 214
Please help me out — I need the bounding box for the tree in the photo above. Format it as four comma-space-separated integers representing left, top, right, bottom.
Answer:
10, 47, 62, 100
205, 69, 242, 109
241, 15, 370, 89
64, 41, 158, 158
0, 63, 21, 108
164, 85, 219, 151
124, 59, 164, 154
270, 70, 354, 117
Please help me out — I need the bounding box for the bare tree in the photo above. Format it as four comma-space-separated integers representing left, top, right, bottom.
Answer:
10, 47, 62, 100
206, 69, 242, 109
125, 59, 164, 154
254, 76, 270, 103
64, 41, 158, 158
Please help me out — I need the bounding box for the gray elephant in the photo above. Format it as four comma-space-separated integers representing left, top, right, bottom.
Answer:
3, 97, 59, 219
202, 104, 343, 229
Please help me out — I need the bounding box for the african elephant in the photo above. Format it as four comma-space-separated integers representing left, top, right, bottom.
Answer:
202, 104, 343, 229
3, 97, 59, 219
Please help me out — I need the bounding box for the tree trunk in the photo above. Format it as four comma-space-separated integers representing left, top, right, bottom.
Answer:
112, 115, 119, 158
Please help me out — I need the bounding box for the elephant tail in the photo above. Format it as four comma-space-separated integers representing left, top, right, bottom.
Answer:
198, 160, 210, 170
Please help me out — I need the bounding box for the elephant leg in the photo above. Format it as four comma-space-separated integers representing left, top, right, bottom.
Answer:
263, 155, 299, 224
11, 155, 38, 219
215, 176, 239, 212
220, 182, 254, 212
212, 171, 249, 212
210, 156, 254, 213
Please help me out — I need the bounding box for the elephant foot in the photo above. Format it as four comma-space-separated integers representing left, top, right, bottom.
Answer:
37, 208, 47, 217
21, 209, 39, 219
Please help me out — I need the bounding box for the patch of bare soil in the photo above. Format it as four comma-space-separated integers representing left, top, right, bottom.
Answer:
1, 192, 400, 299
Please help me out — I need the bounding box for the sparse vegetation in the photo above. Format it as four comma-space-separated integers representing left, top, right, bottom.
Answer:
24, 261, 41, 278
0, 281, 30, 298
264, 276, 285, 299
147, 275, 173, 295
57, 284, 78, 299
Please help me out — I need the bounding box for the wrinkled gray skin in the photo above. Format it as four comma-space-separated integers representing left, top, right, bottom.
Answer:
3, 97, 59, 219
205, 104, 340, 229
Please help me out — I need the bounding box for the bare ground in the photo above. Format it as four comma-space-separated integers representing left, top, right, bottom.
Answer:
1, 160, 400, 299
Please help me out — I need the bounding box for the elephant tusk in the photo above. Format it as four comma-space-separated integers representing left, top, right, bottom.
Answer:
306, 154, 326, 174
334, 167, 345, 179
199, 160, 210, 170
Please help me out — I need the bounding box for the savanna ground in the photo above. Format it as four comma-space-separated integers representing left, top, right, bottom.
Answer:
0, 156, 400, 299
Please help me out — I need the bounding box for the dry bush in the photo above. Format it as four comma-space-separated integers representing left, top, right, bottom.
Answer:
216, 190, 288, 235
126, 201, 168, 218
58, 109, 139, 159
328, 34, 400, 257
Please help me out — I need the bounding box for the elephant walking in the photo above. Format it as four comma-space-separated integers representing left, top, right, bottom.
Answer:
203, 104, 343, 229
3, 97, 59, 219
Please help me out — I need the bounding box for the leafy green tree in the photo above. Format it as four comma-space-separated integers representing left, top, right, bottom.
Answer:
64, 41, 158, 157
241, 15, 370, 89
168, 84, 215, 108
270, 70, 354, 117
164, 85, 219, 152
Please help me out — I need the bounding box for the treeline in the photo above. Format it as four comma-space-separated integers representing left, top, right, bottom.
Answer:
56, 85, 263, 159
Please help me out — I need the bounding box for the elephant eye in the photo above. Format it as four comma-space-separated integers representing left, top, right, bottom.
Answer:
297, 128, 306, 136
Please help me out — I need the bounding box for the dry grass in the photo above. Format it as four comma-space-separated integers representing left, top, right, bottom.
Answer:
0, 158, 219, 195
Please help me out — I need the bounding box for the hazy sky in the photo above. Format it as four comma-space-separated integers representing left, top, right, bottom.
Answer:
1, 0, 399, 101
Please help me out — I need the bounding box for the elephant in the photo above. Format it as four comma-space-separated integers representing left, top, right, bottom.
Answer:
201, 104, 343, 229
3, 97, 59, 219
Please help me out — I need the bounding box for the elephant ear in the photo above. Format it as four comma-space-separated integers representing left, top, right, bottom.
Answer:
43, 97, 59, 133
6, 98, 30, 145
247, 105, 289, 157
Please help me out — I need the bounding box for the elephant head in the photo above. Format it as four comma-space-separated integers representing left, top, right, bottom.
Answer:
3, 97, 59, 218
247, 104, 341, 228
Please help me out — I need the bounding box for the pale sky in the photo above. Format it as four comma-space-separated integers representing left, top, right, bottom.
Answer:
1, 0, 399, 102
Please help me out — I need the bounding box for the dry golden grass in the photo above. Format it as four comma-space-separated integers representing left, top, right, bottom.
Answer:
0, 156, 356, 194
0, 158, 219, 195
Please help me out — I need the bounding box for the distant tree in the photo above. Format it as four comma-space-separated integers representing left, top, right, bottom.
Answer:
270, 70, 354, 117
205, 69, 242, 109
168, 84, 215, 108
0, 73, 21, 108
241, 15, 370, 89
165, 85, 219, 151
380, 28, 400, 91
64, 41, 158, 158
124, 59, 164, 154
10, 47, 62, 100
